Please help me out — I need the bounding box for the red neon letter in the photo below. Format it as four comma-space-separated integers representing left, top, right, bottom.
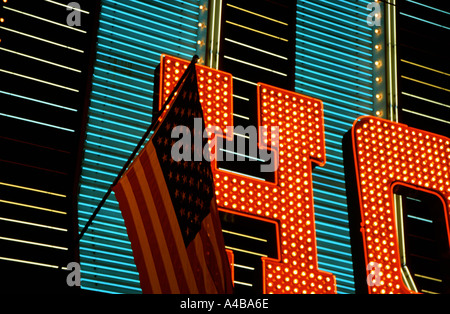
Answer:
350, 116, 450, 294
159, 54, 336, 294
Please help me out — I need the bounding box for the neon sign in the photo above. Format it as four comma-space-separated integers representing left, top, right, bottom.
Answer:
158, 55, 450, 294
349, 116, 450, 294
159, 54, 336, 294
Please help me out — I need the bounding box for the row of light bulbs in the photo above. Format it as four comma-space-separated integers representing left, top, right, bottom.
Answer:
374, 18, 384, 116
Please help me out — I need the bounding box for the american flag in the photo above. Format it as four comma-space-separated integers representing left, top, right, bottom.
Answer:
113, 62, 233, 294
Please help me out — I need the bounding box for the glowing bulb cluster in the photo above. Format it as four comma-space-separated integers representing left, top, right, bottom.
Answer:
259, 85, 325, 163
352, 116, 450, 294
211, 83, 335, 294
160, 55, 233, 133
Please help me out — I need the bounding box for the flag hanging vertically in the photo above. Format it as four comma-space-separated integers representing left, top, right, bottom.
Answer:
112, 59, 233, 294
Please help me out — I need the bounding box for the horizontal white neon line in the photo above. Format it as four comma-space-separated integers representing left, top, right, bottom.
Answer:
219, 149, 265, 162
0, 236, 68, 250
45, 0, 90, 14
401, 92, 450, 109
233, 113, 250, 120
233, 132, 250, 139
0, 47, 81, 72
401, 75, 450, 93
224, 55, 287, 76
402, 109, 450, 125
0, 26, 84, 53
217, 168, 266, 182
414, 273, 443, 282
233, 76, 258, 86
0, 182, 66, 198
0, 256, 59, 269
233, 263, 255, 271
226, 21, 288, 42
225, 245, 267, 257
421, 289, 439, 294
401, 59, 450, 77
227, 4, 288, 25
222, 229, 268, 242
233, 94, 250, 101
225, 38, 288, 60
0, 90, 77, 112
234, 280, 253, 287
4, 6, 86, 33
0, 113, 75, 132
0, 199, 66, 215
0, 217, 67, 232
0, 68, 79, 92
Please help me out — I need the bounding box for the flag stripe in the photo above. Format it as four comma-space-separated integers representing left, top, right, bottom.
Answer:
114, 181, 159, 293
187, 237, 207, 293
199, 217, 223, 292
127, 167, 172, 293
124, 177, 164, 293
209, 202, 232, 291
134, 155, 185, 293
195, 230, 218, 293
142, 147, 199, 293
209, 206, 233, 293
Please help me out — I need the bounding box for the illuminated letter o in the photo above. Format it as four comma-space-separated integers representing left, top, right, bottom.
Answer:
348, 116, 450, 294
